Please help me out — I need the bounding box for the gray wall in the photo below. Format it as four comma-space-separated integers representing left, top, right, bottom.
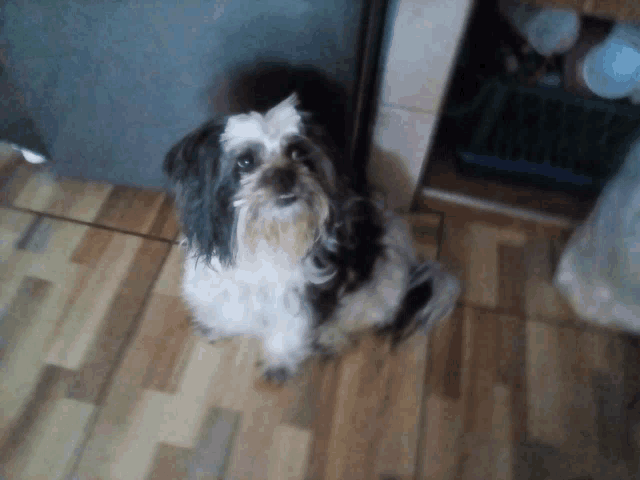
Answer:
0, 0, 365, 189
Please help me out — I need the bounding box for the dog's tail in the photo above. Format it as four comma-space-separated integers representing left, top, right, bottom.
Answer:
384, 260, 461, 344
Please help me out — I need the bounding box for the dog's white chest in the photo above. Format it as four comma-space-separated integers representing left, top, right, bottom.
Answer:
181, 250, 308, 338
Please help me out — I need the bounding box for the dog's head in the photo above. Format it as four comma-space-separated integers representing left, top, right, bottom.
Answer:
164, 93, 340, 267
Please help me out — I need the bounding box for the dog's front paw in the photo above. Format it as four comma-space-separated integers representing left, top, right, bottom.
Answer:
315, 324, 352, 354
191, 323, 226, 344
261, 366, 292, 386
312, 341, 339, 358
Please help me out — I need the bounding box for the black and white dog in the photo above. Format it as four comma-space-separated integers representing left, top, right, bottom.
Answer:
164, 93, 460, 383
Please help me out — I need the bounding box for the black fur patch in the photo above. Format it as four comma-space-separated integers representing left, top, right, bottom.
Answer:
305, 196, 386, 327
377, 262, 436, 345
388, 276, 434, 344
163, 118, 239, 267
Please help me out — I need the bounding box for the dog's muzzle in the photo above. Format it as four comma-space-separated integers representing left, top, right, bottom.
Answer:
261, 166, 299, 206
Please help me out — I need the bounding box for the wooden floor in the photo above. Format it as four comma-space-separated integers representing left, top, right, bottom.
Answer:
1, 150, 639, 480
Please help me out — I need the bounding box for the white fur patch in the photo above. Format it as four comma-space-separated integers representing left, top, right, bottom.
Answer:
181, 244, 313, 373
221, 93, 302, 154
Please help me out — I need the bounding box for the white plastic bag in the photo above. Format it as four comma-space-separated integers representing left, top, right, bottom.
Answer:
554, 133, 640, 331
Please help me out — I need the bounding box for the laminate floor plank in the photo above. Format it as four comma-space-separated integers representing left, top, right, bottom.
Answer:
1, 163, 638, 479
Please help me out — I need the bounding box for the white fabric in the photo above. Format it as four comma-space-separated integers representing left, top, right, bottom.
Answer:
554, 134, 640, 332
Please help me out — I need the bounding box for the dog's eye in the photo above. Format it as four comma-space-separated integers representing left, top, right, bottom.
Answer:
287, 143, 318, 173
290, 147, 303, 160
236, 152, 255, 172
287, 143, 310, 161
302, 157, 316, 173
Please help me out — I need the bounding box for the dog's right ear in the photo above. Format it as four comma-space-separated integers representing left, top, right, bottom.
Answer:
163, 118, 226, 185
163, 118, 235, 266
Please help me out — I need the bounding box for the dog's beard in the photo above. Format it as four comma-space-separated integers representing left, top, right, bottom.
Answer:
234, 175, 330, 264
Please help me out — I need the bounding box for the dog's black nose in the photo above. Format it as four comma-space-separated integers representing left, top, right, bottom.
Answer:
264, 167, 297, 195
